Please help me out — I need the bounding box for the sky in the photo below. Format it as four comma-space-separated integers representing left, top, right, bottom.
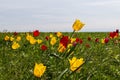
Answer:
0, 0, 120, 32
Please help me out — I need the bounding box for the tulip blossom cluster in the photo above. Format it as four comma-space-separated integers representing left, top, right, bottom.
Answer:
109, 30, 119, 39
26, 32, 43, 45
4, 34, 21, 49
101, 38, 109, 44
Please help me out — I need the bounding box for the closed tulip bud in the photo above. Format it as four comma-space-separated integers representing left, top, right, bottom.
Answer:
95, 38, 99, 42
104, 38, 109, 43
116, 29, 119, 33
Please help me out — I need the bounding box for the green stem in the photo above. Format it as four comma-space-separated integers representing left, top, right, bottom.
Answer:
70, 30, 75, 39
57, 68, 68, 80
50, 53, 62, 60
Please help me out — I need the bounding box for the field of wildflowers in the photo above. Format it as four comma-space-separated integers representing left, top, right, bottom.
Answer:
0, 20, 120, 80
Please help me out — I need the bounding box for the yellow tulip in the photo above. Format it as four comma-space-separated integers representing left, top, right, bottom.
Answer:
4, 35, 9, 41
67, 44, 73, 53
69, 57, 84, 72
58, 44, 66, 53
29, 38, 36, 44
12, 42, 20, 49
50, 37, 57, 46
101, 39, 105, 44
34, 63, 46, 78
10, 37, 14, 41
37, 39, 42, 44
26, 34, 36, 44
72, 19, 85, 31
67, 44, 72, 48
57, 32, 62, 37
70, 38, 76, 43
26, 34, 33, 41
50, 34, 53, 38
16, 36, 21, 41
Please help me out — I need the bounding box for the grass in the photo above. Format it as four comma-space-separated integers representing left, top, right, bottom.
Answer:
0, 32, 120, 80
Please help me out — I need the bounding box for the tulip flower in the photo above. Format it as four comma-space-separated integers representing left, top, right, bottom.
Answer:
57, 32, 62, 37
101, 39, 105, 44
33, 30, 40, 37
41, 44, 47, 51
70, 38, 76, 43
29, 38, 36, 44
50, 34, 53, 38
26, 34, 33, 41
88, 37, 91, 41
75, 38, 79, 43
104, 38, 109, 43
4, 35, 10, 41
72, 19, 85, 31
50, 37, 57, 46
95, 38, 99, 43
12, 42, 20, 49
116, 29, 119, 33
67, 44, 72, 48
109, 32, 118, 39
60, 36, 69, 48
34, 63, 46, 78
37, 39, 42, 44
13, 32, 18, 36
58, 44, 66, 53
101, 38, 109, 44
45, 36, 49, 41
16, 36, 21, 41
10, 37, 14, 41
69, 57, 84, 72
79, 39, 83, 44
75, 38, 83, 44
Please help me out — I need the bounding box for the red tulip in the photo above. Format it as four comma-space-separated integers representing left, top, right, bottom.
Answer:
75, 38, 83, 44
79, 39, 83, 44
41, 45, 47, 51
60, 36, 69, 48
33, 30, 40, 37
88, 37, 91, 41
95, 38, 99, 42
76, 38, 79, 43
45, 36, 49, 41
104, 38, 109, 43
116, 29, 119, 33
109, 31, 118, 38
13, 32, 18, 36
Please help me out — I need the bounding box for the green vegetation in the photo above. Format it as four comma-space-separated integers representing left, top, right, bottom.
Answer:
0, 32, 120, 80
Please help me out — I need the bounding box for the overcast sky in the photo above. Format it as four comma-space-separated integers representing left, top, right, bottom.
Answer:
0, 0, 120, 32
